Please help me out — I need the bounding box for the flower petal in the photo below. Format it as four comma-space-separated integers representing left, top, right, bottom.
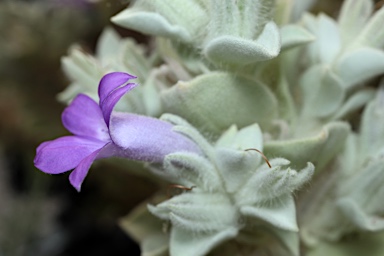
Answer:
98, 72, 136, 111
109, 113, 200, 163
34, 136, 106, 174
100, 82, 137, 126
69, 146, 105, 192
62, 94, 110, 141
98, 72, 137, 125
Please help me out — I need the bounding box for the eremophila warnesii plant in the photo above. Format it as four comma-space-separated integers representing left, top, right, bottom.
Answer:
35, 0, 384, 255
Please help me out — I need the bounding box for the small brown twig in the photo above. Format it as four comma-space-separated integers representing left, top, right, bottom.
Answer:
167, 184, 196, 198
245, 148, 272, 168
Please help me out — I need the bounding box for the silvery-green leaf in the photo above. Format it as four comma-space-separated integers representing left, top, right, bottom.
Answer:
163, 153, 220, 192
60, 46, 104, 102
119, 39, 153, 82
235, 158, 290, 204
332, 88, 375, 120
149, 193, 238, 232
141, 233, 169, 256
142, 69, 163, 117
339, 159, 384, 219
160, 113, 216, 159
95, 26, 121, 65
337, 198, 384, 232
304, 14, 341, 64
275, 67, 297, 121
170, 226, 238, 256
204, 21, 281, 64
207, 0, 274, 37
300, 65, 345, 117
214, 125, 238, 148
215, 123, 263, 150
336, 48, 384, 87
237, 159, 314, 203
215, 149, 261, 193
238, 224, 299, 256
264, 122, 350, 170
360, 83, 384, 158
161, 72, 278, 135
337, 133, 361, 177
156, 38, 207, 77
317, 14, 341, 64
281, 24, 315, 50
338, 0, 373, 44
353, 6, 384, 48
240, 196, 299, 232
111, 0, 208, 43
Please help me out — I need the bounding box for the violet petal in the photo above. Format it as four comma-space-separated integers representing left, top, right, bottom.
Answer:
69, 146, 105, 192
109, 113, 200, 163
62, 94, 110, 141
98, 72, 136, 104
34, 136, 107, 174
100, 82, 137, 126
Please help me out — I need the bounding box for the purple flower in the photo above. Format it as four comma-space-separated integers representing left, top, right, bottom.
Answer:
34, 72, 200, 191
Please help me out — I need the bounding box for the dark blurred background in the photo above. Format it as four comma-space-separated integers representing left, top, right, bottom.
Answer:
0, 0, 156, 255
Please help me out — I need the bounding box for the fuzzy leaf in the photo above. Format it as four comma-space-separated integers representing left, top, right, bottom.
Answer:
148, 193, 238, 232
204, 21, 281, 64
337, 198, 384, 232
305, 14, 341, 64
336, 48, 384, 87
95, 26, 121, 65
240, 196, 299, 231
300, 65, 345, 117
161, 72, 278, 135
111, 0, 208, 43
338, 159, 384, 224
338, 0, 373, 43
214, 125, 238, 148
354, 6, 384, 48
215, 149, 261, 193
281, 24, 315, 50
317, 14, 341, 63
59, 47, 103, 102
332, 88, 375, 120
170, 227, 238, 256
264, 122, 350, 170
360, 84, 384, 158
163, 152, 220, 191
215, 123, 263, 150
141, 70, 163, 116
237, 160, 314, 203
235, 158, 290, 204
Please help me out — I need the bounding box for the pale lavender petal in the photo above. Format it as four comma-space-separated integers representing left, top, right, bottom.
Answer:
109, 113, 201, 163
34, 136, 107, 174
98, 72, 136, 104
69, 146, 105, 192
100, 82, 137, 126
62, 94, 110, 141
